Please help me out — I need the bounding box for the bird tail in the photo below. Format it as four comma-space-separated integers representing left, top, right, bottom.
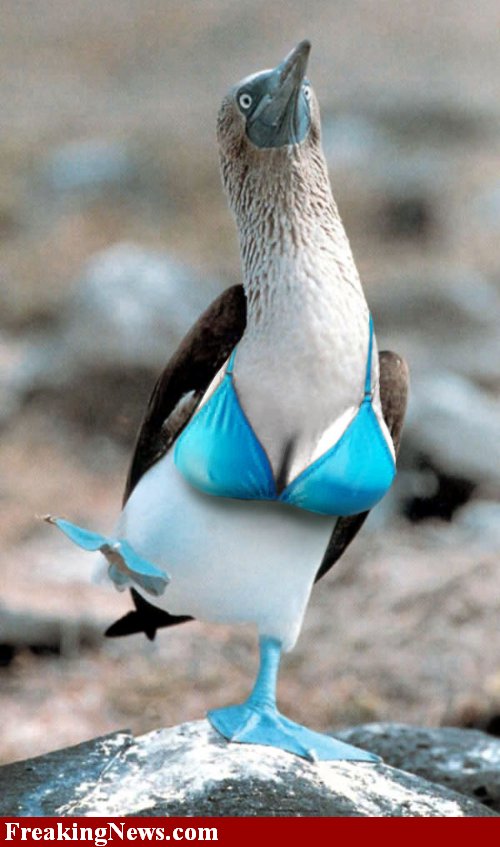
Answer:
105, 589, 192, 641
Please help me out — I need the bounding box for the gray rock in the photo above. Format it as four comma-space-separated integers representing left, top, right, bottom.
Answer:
25, 242, 221, 380
405, 371, 500, 488
0, 604, 104, 656
322, 112, 388, 169
453, 500, 500, 550
5, 243, 221, 438
42, 140, 137, 195
0, 721, 495, 817
372, 100, 491, 146
337, 723, 500, 813
0, 732, 134, 817
471, 183, 500, 234
0, 331, 25, 425
369, 270, 500, 387
370, 269, 500, 337
367, 269, 500, 492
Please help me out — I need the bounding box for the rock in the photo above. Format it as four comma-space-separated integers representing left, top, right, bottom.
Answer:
0, 331, 25, 426
370, 270, 500, 391
373, 101, 490, 146
369, 269, 500, 389
0, 605, 103, 657
0, 721, 495, 817
405, 371, 500, 489
370, 269, 500, 337
365, 270, 500, 493
26, 242, 221, 377
5, 243, 221, 439
453, 500, 500, 550
0, 536, 130, 661
0, 731, 134, 817
471, 183, 500, 235
322, 112, 387, 169
371, 151, 450, 242
42, 140, 137, 196
337, 723, 500, 813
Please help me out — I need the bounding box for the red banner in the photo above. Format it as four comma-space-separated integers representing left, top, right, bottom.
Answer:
0, 817, 499, 845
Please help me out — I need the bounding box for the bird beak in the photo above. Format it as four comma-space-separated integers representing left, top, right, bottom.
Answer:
247, 41, 311, 149
278, 40, 311, 93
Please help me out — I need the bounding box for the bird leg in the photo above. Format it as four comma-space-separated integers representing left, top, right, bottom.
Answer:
44, 516, 169, 597
208, 635, 380, 763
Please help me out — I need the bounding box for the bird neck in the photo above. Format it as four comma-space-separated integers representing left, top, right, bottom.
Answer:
228, 144, 365, 332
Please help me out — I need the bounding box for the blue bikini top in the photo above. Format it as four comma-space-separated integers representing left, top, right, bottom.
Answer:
174, 316, 396, 517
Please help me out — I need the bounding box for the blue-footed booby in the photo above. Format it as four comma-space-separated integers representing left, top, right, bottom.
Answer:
47, 41, 409, 762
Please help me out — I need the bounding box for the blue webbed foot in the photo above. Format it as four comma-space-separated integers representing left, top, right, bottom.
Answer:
208, 636, 381, 763
44, 516, 169, 597
208, 703, 380, 763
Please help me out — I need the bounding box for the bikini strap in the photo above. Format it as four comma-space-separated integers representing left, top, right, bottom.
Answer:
364, 314, 374, 399
226, 346, 237, 376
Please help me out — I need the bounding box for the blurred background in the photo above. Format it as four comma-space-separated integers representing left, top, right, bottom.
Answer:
2, 0, 500, 765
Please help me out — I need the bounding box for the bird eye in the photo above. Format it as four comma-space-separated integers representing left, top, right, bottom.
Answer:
238, 92, 253, 111
303, 84, 311, 101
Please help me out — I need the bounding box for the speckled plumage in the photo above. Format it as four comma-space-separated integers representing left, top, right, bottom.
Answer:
105, 48, 409, 652
213, 86, 388, 484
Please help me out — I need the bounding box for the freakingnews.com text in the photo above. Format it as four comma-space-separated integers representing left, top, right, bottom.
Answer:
4, 823, 219, 846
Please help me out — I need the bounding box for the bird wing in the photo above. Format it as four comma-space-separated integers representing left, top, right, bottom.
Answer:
106, 284, 247, 640
123, 284, 247, 504
109, 322, 407, 638
314, 350, 409, 583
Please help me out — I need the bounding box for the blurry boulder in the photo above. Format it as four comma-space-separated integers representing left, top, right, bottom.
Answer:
322, 112, 388, 170
404, 371, 500, 492
369, 268, 500, 389
323, 105, 459, 244
42, 139, 137, 197
0, 605, 103, 658
471, 182, 500, 235
371, 153, 449, 243
370, 268, 500, 339
378, 193, 435, 241
34, 242, 222, 375
368, 270, 500, 498
0, 536, 129, 664
6, 243, 222, 441
0, 332, 25, 425
337, 723, 500, 813
453, 500, 500, 550
373, 100, 490, 146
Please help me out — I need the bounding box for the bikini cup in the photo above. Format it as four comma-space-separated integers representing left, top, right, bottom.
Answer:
174, 316, 396, 517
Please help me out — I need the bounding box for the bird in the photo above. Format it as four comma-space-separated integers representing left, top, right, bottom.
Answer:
47, 41, 409, 762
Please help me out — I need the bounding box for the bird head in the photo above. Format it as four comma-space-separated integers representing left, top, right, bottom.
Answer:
217, 41, 323, 211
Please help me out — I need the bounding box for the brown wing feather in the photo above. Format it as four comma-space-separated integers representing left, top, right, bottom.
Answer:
107, 285, 247, 640
314, 350, 409, 583
124, 284, 247, 503
112, 324, 407, 639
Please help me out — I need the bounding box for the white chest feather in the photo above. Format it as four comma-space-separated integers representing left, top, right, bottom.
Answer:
199, 236, 387, 482
237, 290, 369, 472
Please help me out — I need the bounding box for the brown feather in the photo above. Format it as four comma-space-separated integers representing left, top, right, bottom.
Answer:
113, 308, 408, 638
314, 350, 409, 583
123, 284, 247, 504
107, 285, 247, 641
